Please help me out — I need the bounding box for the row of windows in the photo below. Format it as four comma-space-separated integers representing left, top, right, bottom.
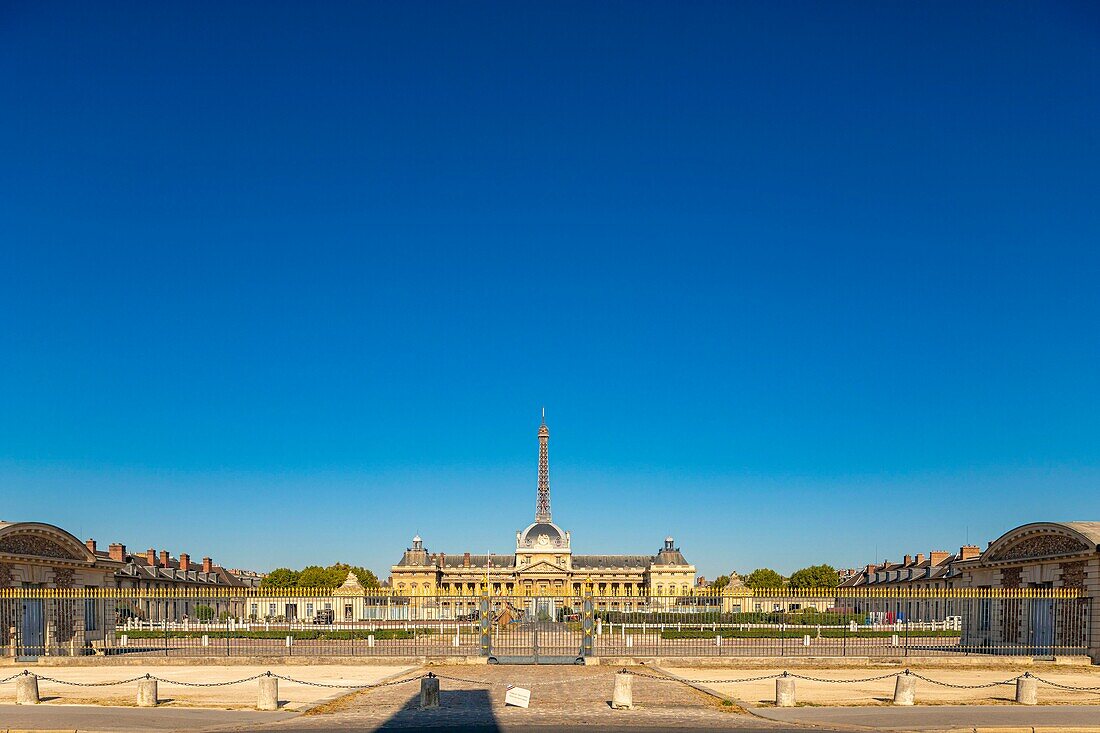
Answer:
393, 581, 694, 595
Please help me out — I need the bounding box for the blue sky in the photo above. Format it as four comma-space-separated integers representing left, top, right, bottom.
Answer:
1, 2, 1098, 578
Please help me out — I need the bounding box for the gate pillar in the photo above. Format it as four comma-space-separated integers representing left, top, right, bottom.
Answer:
582, 592, 594, 657
479, 593, 491, 657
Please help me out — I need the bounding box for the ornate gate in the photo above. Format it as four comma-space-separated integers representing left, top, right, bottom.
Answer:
482, 593, 590, 664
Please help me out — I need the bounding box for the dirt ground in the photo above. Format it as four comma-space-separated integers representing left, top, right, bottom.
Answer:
0, 663, 416, 711
663, 664, 1100, 706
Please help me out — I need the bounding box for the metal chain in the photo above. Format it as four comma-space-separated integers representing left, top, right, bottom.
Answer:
787, 672, 900, 684
6, 669, 423, 690
33, 673, 155, 687
6, 667, 1097, 693
269, 672, 426, 689
624, 669, 784, 684
147, 673, 269, 687
905, 671, 1017, 689
1028, 674, 1100, 692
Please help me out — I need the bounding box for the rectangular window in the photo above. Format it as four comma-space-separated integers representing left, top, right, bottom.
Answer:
306, 603, 314, 617
250, 603, 259, 618
268, 603, 276, 616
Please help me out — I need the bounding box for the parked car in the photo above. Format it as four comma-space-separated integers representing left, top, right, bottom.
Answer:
312, 609, 335, 624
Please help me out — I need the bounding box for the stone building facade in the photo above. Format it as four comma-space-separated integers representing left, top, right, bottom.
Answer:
956, 522, 1099, 662
0, 521, 122, 657
837, 545, 982, 622
1, 519, 254, 658
389, 416, 696, 611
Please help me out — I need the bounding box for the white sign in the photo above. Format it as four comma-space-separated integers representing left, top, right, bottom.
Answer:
505, 686, 531, 708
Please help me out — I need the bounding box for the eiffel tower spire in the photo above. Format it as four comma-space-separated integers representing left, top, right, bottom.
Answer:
535, 408, 551, 523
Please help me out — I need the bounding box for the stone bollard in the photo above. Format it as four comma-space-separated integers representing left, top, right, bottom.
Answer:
612, 672, 633, 710
258, 675, 279, 710
420, 673, 440, 709
16, 673, 40, 704
893, 673, 916, 706
137, 678, 159, 707
1015, 674, 1037, 705
775, 676, 796, 707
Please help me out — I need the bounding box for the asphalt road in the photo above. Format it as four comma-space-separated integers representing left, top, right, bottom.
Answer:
758, 703, 1100, 730
0, 703, 291, 731
0, 705, 823, 733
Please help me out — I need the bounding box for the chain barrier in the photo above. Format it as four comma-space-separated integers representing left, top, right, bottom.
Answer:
2, 667, 1098, 694
905, 670, 1017, 689
622, 667, 1100, 692
268, 672, 426, 689
432, 673, 593, 687
786, 671, 900, 684
1028, 673, 1100, 692
0, 669, 425, 690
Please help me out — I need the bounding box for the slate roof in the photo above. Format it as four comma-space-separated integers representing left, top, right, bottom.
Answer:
572, 555, 652, 570
653, 548, 690, 566
441, 554, 515, 569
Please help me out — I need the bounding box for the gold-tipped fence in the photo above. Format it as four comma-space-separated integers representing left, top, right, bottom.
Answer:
0, 587, 1089, 661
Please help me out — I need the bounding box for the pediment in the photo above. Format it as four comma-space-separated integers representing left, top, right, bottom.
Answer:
0, 523, 95, 563
519, 560, 570, 575
983, 523, 1094, 564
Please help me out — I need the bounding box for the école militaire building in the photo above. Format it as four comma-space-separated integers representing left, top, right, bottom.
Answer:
389, 415, 697, 606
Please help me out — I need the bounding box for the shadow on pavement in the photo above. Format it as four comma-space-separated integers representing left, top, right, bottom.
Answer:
369, 688, 500, 731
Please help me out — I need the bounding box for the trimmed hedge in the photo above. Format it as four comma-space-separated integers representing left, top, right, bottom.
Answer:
119, 629, 429, 641
598, 611, 866, 626
660, 629, 962, 640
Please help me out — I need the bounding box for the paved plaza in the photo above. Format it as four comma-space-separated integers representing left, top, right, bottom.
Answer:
2, 663, 1100, 731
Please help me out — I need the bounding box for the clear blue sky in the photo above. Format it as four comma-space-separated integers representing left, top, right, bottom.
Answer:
1, 2, 1098, 579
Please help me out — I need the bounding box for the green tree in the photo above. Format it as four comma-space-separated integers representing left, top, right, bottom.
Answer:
261, 568, 300, 588
711, 575, 731, 591
787, 564, 838, 589
261, 563, 381, 589
297, 565, 330, 587
349, 565, 380, 589
194, 604, 214, 621
324, 563, 380, 589
744, 568, 785, 589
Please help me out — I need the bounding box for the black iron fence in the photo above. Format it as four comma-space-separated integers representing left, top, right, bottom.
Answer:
0, 588, 1089, 660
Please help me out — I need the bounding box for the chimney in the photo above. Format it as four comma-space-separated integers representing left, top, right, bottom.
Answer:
463, 552, 471, 568
109, 543, 126, 562
160, 550, 170, 567
929, 550, 950, 566
147, 548, 158, 567
438, 552, 446, 568
960, 544, 981, 561
903, 554, 913, 566
202, 557, 213, 573
865, 563, 876, 576
179, 553, 191, 571
86, 539, 97, 554
916, 553, 925, 564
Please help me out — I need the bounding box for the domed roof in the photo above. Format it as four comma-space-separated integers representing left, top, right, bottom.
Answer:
518, 521, 569, 549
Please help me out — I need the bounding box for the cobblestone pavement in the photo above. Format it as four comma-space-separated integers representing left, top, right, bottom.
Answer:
231, 665, 799, 731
